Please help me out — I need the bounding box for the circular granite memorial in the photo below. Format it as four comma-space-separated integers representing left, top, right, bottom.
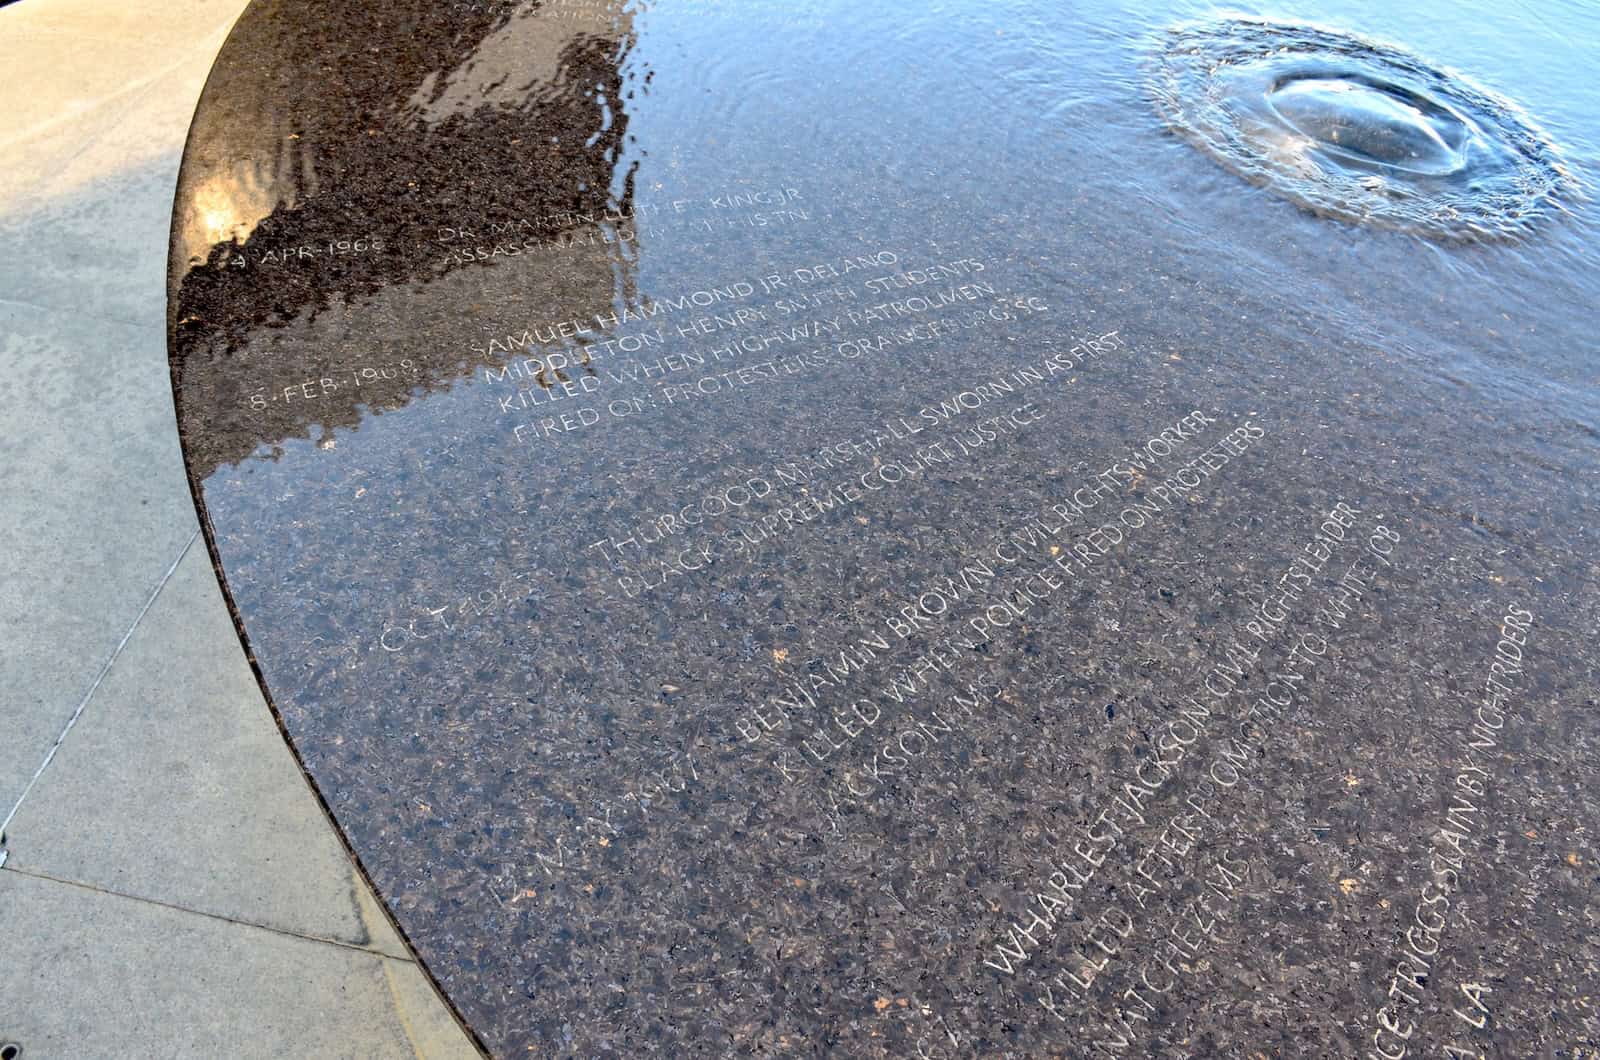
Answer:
169, 0, 1599, 1055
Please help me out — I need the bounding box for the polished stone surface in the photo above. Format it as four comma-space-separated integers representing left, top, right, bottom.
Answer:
170, 0, 1600, 1054
2, 2, 473, 1053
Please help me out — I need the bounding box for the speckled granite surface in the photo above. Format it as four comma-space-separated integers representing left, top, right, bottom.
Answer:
168, 0, 1599, 1054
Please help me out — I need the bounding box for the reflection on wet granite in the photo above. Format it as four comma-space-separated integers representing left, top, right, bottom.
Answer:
170, 0, 640, 476
170, 0, 1600, 1055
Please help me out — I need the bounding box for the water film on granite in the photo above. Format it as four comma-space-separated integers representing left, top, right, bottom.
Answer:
168, 0, 1600, 1054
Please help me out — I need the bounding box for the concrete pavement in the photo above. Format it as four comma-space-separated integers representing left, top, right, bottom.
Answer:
0, 3, 479, 1055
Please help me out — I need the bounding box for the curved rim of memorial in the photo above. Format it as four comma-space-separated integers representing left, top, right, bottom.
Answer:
1148, 15, 1575, 242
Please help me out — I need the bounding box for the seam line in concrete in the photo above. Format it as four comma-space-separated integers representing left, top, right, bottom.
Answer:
0, 294, 159, 330
379, 957, 434, 1060
0, 528, 200, 844
1, 863, 420, 963
0, 33, 222, 152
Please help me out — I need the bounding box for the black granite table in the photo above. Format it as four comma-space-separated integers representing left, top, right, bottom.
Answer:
169, 0, 1599, 1054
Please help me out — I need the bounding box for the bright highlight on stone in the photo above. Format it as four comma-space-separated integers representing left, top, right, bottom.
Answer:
1266, 76, 1474, 176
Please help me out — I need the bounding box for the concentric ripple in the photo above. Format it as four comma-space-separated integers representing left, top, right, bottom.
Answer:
1151, 17, 1572, 240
